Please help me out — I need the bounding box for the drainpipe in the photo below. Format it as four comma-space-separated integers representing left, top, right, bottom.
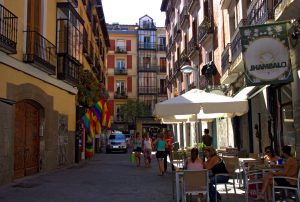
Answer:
292, 64, 300, 160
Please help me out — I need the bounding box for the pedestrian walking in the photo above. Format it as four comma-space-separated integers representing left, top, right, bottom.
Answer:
202, 128, 212, 147
164, 130, 174, 172
133, 131, 143, 167
143, 132, 153, 168
153, 132, 166, 176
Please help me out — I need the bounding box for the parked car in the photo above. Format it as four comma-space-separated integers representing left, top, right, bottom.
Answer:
106, 133, 127, 153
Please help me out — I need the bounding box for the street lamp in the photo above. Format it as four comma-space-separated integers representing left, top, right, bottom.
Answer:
180, 65, 202, 143
180, 65, 200, 89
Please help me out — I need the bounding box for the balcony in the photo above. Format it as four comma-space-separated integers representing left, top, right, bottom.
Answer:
220, 20, 247, 84
84, 41, 94, 64
187, 36, 198, 57
23, 31, 56, 75
274, 0, 300, 21
221, 43, 231, 75
0, 4, 17, 54
83, 28, 88, 54
93, 56, 100, 79
198, 16, 214, 44
138, 42, 156, 50
157, 44, 166, 51
138, 64, 158, 72
115, 46, 127, 54
247, 0, 274, 26
0, 7, 18, 53
114, 91, 128, 99
114, 68, 128, 75
173, 24, 181, 41
57, 54, 81, 86
138, 87, 157, 95
187, 0, 199, 13
179, 6, 189, 28
179, 48, 188, 67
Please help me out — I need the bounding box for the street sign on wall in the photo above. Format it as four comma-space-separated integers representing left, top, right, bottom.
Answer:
240, 21, 293, 86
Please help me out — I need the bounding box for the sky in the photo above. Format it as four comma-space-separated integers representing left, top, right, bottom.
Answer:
102, 0, 166, 27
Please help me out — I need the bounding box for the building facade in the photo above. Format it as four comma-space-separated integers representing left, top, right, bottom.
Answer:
161, 0, 300, 157
106, 15, 168, 136
0, 0, 109, 185
106, 23, 138, 132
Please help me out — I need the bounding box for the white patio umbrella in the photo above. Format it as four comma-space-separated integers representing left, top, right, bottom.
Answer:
153, 89, 248, 117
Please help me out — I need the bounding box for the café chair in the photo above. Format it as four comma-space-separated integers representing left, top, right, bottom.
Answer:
244, 169, 264, 202
215, 156, 238, 200
272, 168, 300, 202
182, 169, 209, 202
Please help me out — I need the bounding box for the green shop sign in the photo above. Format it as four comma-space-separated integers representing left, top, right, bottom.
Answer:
240, 21, 293, 86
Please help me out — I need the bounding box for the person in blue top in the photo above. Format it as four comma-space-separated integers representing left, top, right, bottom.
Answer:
153, 132, 167, 176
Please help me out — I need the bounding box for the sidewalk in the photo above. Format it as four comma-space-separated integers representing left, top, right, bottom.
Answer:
0, 151, 259, 202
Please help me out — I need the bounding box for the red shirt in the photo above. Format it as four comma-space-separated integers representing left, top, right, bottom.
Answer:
164, 135, 173, 151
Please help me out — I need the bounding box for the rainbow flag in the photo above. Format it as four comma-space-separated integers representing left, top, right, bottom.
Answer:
102, 101, 108, 127
92, 99, 104, 122
81, 109, 91, 131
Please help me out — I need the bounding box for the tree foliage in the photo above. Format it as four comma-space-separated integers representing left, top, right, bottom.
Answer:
77, 69, 108, 107
120, 99, 148, 123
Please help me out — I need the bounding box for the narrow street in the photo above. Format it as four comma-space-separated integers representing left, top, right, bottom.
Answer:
0, 151, 173, 202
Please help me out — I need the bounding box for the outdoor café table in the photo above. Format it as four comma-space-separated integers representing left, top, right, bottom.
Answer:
175, 168, 184, 202
239, 158, 262, 187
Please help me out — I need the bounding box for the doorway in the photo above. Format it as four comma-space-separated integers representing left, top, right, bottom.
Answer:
14, 100, 41, 179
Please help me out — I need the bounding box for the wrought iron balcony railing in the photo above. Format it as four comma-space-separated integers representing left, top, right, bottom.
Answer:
187, 36, 198, 56
187, 0, 199, 12
115, 46, 127, 53
83, 28, 88, 54
179, 6, 189, 27
247, 0, 274, 26
23, 30, 56, 75
114, 68, 128, 75
173, 24, 181, 40
57, 54, 81, 85
138, 42, 156, 50
230, 19, 247, 64
138, 64, 158, 72
0, 4, 17, 54
221, 43, 231, 75
198, 16, 214, 43
157, 44, 166, 51
114, 91, 128, 99
138, 87, 157, 94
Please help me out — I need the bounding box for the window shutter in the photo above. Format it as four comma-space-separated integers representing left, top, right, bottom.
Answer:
108, 100, 114, 115
108, 76, 114, 92
127, 55, 132, 69
109, 40, 115, 51
107, 55, 115, 68
127, 76, 132, 92
126, 40, 131, 51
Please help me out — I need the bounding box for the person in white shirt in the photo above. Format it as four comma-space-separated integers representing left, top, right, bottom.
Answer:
143, 132, 153, 168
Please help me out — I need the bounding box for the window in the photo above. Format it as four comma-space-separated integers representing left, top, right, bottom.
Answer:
144, 36, 150, 48
116, 80, 125, 94
116, 39, 126, 52
116, 59, 125, 70
159, 79, 166, 94
160, 57, 166, 72
143, 57, 151, 68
